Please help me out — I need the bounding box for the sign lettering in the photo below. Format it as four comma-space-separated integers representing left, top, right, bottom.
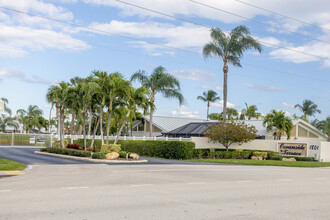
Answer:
278, 143, 307, 157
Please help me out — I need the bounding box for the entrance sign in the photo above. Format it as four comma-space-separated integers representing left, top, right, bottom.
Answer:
278, 142, 307, 157
0, 98, 4, 113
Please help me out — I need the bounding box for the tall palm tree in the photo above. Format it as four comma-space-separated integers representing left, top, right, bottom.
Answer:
203, 26, 262, 121
241, 103, 260, 120
1, 98, 12, 115
93, 70, 109, 144
294, 99, 321, 119
316, 117, 330, 141
46, 85, 61, 133
114, 86, 151, 144
0, 114, 19, 132
197, 90, 220, 120
263, 110, 293, 140
131, 66, 184, 137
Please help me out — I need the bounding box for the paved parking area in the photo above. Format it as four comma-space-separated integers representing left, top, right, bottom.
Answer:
1, 163, 330, 219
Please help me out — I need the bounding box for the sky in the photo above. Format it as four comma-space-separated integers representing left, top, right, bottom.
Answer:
0, 0, 329, 121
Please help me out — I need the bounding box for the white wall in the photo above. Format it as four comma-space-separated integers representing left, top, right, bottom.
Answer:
319, 142, 330, 162
192, 137, 330, 161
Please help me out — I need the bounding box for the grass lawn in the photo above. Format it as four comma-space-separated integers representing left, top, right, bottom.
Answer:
0, 158, 27, 171
188, 159, 330, 167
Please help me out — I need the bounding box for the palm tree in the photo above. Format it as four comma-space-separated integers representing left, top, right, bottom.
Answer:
197, 90, 220, 120
131, 66, 184, 137
93, 70, 109, 144
114, 86, 151, 144
208, 113, 221, 120
0, 114, 19, 132
203, 26, 262, 121
316, 117, 330, 141
241, 103, 260, 120
1, 98, 12, 115
46, 85, 61, 134
294, 99, 321, 119
263, 110, 293, 140
225, 107, 238, 120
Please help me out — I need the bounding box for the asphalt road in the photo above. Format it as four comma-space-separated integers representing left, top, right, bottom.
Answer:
1, 163, 330, 219
0, 147, 217, 165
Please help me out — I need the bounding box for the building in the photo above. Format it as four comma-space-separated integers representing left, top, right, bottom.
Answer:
131, 115, 214, 137
164, 119, 328, 141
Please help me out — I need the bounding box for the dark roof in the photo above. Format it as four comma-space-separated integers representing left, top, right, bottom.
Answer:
164, 122, 216, 136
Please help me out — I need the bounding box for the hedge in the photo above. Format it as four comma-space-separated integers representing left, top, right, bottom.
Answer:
270, 155, 314, 161
91, 152, 106, 159
193, 148, 278, 160
40, 147, 91, 157
0, 134, 33, 145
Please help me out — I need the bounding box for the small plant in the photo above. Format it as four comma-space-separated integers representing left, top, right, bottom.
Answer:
66, 144, 80, 150
92, 152, 106, 159
87, 146, 98, 152
101, 144, 121, 153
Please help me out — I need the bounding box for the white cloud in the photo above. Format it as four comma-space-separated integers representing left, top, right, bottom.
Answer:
211, 100, 236, 109
279, 102, 295, 109
171, 69, 214, 81
0, 68, 52, 85
202, 85, 223, 91
0, 25, 90, 57
85, 21, 209, 54
243, 83, 286, 93
170, 106, 201, 118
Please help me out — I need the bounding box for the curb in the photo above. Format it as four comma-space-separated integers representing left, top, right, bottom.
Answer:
34, 151, 148, 163
0, 170, 25, 177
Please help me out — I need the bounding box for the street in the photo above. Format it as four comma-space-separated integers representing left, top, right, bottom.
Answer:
1, 148, 330, 219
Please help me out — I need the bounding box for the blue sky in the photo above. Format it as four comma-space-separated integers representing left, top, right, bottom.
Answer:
0, 0, 329, 120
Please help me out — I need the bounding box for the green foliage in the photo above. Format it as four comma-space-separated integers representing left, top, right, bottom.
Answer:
119, 140, 195, 160
263, 110, 293, 140
253, 151, 268, 159
92, 152, 106, 159
40, 147, 91, 157
0, 134, 33, 145
100, 144, 121, 153
205, 120, 257, 151
270, 155, 314, 161
53, 139, 69, 148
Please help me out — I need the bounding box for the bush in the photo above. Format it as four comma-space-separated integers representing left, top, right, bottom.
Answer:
92, 152, 106, 159
253, 152, 268, 160
87, 146, 98, 152
119, 140, 195, 160
66, 144, 80, 150
40, 147, 91, 157
270, 155, 314, 161
100, 144, 121, 153
54, 139, 69, 148
119, 151, 129, 158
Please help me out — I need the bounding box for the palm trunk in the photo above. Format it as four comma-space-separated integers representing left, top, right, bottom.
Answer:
223, 60, 228, 122
60, 108, 65, 148
70, 111, 75, 135
91, 117, 99, 148
83, 108, 87, 151
49, 103, 53, 133
88, 108, 92, 136
106, 100, 113, 144
100, 98, 105, 145
114, 110, 131, 144
149, 91, 155, 137
207, 101, 210, 120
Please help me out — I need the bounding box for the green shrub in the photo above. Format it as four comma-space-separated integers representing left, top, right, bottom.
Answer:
92, 152, 106, 159
100, 144, 121, 153
40, 147, 90, 157
270, 155, 314, 161
119, 151, 130, 158
53, 139, 69, 148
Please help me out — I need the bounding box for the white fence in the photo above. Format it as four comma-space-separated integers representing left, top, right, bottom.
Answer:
57, 134, 191, 142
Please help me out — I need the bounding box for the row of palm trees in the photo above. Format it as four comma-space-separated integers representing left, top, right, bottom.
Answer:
46, 66, 183, 149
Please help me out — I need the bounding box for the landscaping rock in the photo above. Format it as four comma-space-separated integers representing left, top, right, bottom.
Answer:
129, 153, 139, 160
282, 157, 296, 162
251, 156, 263, 160
105, 152, 119, 160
